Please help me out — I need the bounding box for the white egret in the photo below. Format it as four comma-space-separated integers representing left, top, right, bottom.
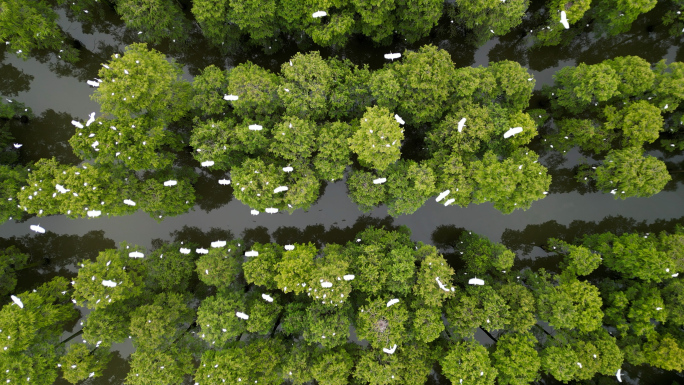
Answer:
211, 241, 226, 248
436, 190, 450, 202
457, 117, 466, 132
86, 80, 99, 87
71, 120, 84, 128
179, 248, 191, 254
673, 273, 679, 277
265, 207, 278, 214
577, 362, 582, 368
251, 210, 259, 215
235, 312, 249, 320
285, 245, 295, 251
273, 186, 288, 193
87, 210, 102, 218
86, 112, 96, 126
10, 295, 23, 308
321, 281, 333, 288
283, 166, 294, 172
656, 307, 663, 310
373, 178, 386, 184
13, 143, 22, 148
384, 53, 401, 60
245, 250, 259, 257
386, 299, 399, 307
616, 369, 622, 382
468, 277, 485, 285
343, 274, 355, 281
503, 127, 523, 138
560, 11, 570, 29
394, 114, 405, 125
262, 294, 274, 302
382, 344, 397, 354
218, 179, 231, 185
435, 277, 450, 292
201, 160, 215, 167
312, 11, 327, 18
102, 280, 117, 287
128, 251, 144, 258
30, 224, 45, 233
91, 141, 99, 148
223, 94, 239, 101
196, 248, 209, 254
248, 124, 263, 131
123, 199, 136, 206
163, 180, 177, 186
444, 198, 455, 206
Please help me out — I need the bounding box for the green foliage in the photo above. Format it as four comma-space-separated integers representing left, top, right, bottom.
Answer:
384, 160, 435, 216
191, 65, 229, 116
535, 279, 604, 333
279, 52, 333, 121
196, 291, 247, 345
550, 63, 620, 114
603, 101, 663, 147
302, 303, 352, 348
137, 172, 197, 220
411, 306, 444, 343
652, 60, 684, 111
115, 0, 190, 44
227, 0, 277, 43
314, 121, 354, 181
451, 0, 529, 45
0, 165, 27, 223
72, 246, 147, 309
60, 343, 110, 384
82, 301, 133, 346
546, 118, 615, 154
129, 292, 193, 351
306, 244, 354, 308
640, 333, 684, 372
0, 246, 28, 297
489, 60, 535, 110
548, 238, 601, 276
145, 243, 194, 293
663, 279, 684, 327
194, 339, 285, 385
326, 59, 374, 120
93, 44, 192, 125
270, 116, 318, 162
458, 231, 515, 275
394, 0, 442, 43
356, 298, 410, 349
191, 0, 241, 49
492, 332, 541, 385
535, 0, 591, 46
441, 341, 497, 385
594, 148, 671, 199
445, 286, 510, 338
275, 242, 317, 294
592, 0, 657, 36
243, 242, 283, 290
126, 346, 193, 385
498, 282, 537, 333
227, 62, 283, 122
196, 240, 244, 290
0, 349, 59, 385
412, 246, 456, 308
471, 150, 551, 214
310, 346, 354, 385
603, 56, 655, 97
348, 106, 403, 171
245, 290, 282, 335
347, 170, 387, 212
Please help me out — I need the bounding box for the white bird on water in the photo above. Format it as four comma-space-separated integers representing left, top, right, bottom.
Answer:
559, 11, 570, 29
436, 190, 450, 202
616, 369, 622, 382
384, 53, 401, 60
164, 180, 177, 186
265, 207, 278, 214
343, 274, 355, 281
30, 224, 46, 233
245, 250, 259, 257
10, 295, 23, 309
87, 210, 102, 218
312, 11, 327, 18
457, 118, 466, 132
211, 241, 226, 248
86, 112, 96, 127
504, 127, 523, 138
223, 94, 239, 101
102, 280, 117, 287
201, 160, 215, 167
274, 186, 288, 193
123, 199, 136, 206
235, 312, 249, 320
444, 198, 455, 206
248, 124, 263, 131
13, 143, 22, 148
373, 178, 386, 185
86, 80, 99, 87
262, 294, 274, 302
383, 344, 397, 354
251, 210, 259, 215
218, 179, 231, 185
386, 299, 399, 307
71, 120, 84, 128
394, 114, 405, 125
129, 251, 144, 258
179, 248, 191, 254
468, 277, 485, 285
285, 245, 295, 251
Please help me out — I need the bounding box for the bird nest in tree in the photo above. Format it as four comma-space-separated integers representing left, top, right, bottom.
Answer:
373, 318, 389, 333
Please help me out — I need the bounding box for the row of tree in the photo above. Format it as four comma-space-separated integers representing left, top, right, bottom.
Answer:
2, 225, 682, 384
2, 43, 682, 222
3, 0, 683, 62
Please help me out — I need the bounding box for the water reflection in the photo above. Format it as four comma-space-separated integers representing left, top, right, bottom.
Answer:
0, 63, 34, 96
9, 109, 83, 165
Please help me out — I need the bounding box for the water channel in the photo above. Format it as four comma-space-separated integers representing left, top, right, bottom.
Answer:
1, 0, 683, 383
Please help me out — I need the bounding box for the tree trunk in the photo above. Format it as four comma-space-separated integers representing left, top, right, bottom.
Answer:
60, 329, 84, 345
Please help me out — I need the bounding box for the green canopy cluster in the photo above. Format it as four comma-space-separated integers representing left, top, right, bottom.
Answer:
3, 225, 683, 384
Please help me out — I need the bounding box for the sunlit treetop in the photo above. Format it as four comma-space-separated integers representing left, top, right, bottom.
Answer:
226, 61, 283, 123
115, 0, 191, 45
348, 106, 404, 172
593, 148, 671, 200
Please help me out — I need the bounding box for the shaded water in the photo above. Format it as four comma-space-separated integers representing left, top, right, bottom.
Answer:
1, 0, 684, 384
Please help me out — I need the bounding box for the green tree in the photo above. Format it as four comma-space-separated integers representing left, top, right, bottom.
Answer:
592, 0, 657, 36
534, 278, 604, 333
348, 106, 403, 171
489, 60, 535, 111
498, 282, 537, 333
603, 101, 663, 147
125, 346, 193, 385
640, 332, 684, 372
412, 245, 456, 308
270, 116, 318, 162
279, 52, 334, 121
314, 121, 354, 181
411, 306, 444, 343
243, 242, 283, 290
548, 238, 601, 277
450, 0, 529, 46
603, 56, 655, 98
0, 165, 27, 224
92, 43, 192, 125
384, 160, 435, 216
194, 339, 285, 385
191, 65, 229, 116
546, 118, 615, 154
136, 171, 197, 220
196, 240, 244, 290
302, 303, 353, 348
191, 0, 242, 50
352, 0, 396, 43
535, 0, 591, 46
356, 297, 410, 350
82, 300, 133, 346
0, 246, 28, 297
663, 279, 684, 327
245, 290, 282, 335
326, 58, 374, 120
492, 332, 541, 385
549, 63, 620, 114
593, 148, 671, 199
227, 0, 278, 44
145, 243, 195, 293
72, 245, 147, 309
60, 343, 111, 384
306, 244, 354, 308
458, 231, 515, 275
394, 0, 442, 43
226, 61, 283, 122
275, 242, 317, 294
115, 0, 190, 44
346, 170, 387, 212
196, 291, 247, 345
310, 346, 355, 385
440, 341, 498, 385
652, 60, 684, 111
445, 286, 511, 338
129, 292, 193, 351
471, 150, 551, 214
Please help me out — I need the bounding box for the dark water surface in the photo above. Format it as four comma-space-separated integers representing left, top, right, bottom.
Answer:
1, 0, 684, 384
